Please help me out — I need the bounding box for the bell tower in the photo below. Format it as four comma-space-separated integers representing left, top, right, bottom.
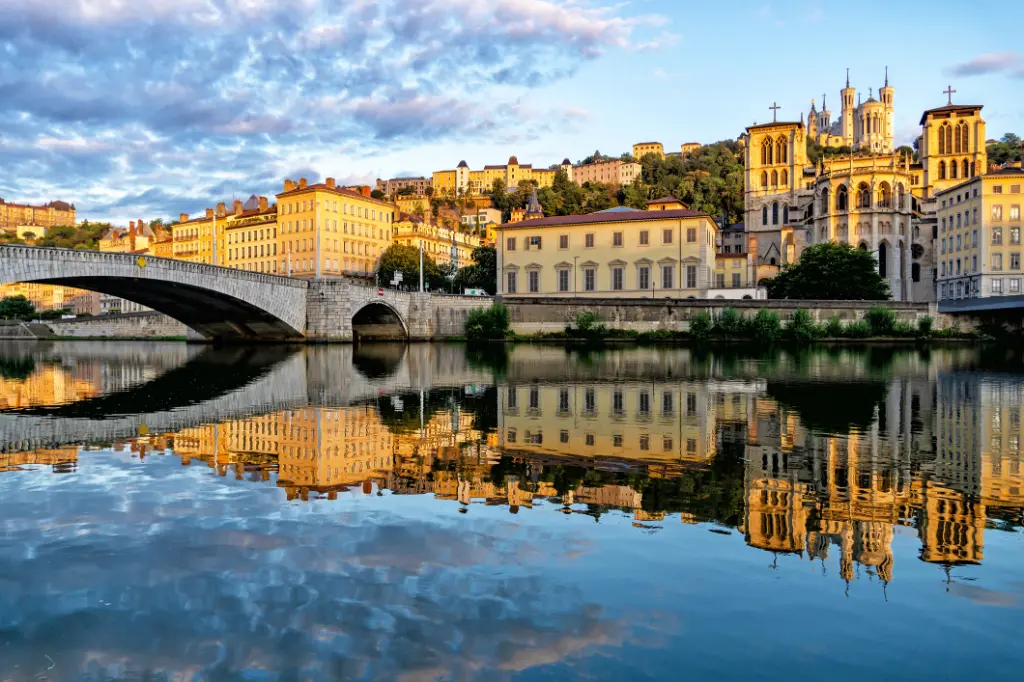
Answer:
841, 68, 856, 146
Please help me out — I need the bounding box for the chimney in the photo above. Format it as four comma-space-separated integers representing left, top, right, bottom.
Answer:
258, 196, 268, 212
205, 208, 214, 218
129, 222, 137, 251
233, 199, 243, 215
360, 185, 370, 198
179, 213, 189, 223
299, 177, 307, 189
284, 178, 296, 192
216, 202, 226, 216
129, 220, 136, 235
326, 177, 336, 189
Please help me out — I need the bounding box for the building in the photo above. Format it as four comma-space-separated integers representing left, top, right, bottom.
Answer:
432, 156, 557, 197
275, 177, 395, 278
460, 207, 502, 232
632, 142, 665, 160
224, 195, 279, 274
646, 197, 687, 212
394, 195, 429, 217
394, 213, 481, 270
375, 177, 431, 197
497, 207, 721, 297
935, 166, 1023, 301
172, 207, 224, 264
680, 142, 701, 155
806, 69, 895, 153
0, 281, 93, 314
571, 158, 642, 187
0, 198, 75, 233
98, 219, 170, 314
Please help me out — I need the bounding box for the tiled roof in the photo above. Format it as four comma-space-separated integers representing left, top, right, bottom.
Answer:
500, 208, 710, 230
276, 183, 392, 207
919, 104, 982, 125
647, 196, 682, 204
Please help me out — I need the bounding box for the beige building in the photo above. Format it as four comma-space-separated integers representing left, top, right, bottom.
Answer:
632, 142, 665, 160
394, 213, 481, 270
375, 176, 431, 197
497, 207, 719, 297
936, 166, 1024, 301
0, 198, 75, 233
432, 156, 557, 197
224, 196, 279, 274
570, 158, 642, 187
680, 142, 701, 155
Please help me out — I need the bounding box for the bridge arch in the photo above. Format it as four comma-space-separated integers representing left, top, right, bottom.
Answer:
351, 301, 409, 341
0, 246, 308, 340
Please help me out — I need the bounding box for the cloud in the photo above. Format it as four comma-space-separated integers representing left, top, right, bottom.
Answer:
0, 0, 670, 221
946, 52, 1024, 78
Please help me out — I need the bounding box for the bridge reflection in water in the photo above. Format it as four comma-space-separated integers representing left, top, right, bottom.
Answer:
1, 344, 1022, 588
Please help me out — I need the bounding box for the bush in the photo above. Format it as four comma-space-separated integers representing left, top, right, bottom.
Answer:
843, 320, 871, 338
786, 309, 819, 342
892, 321, 916, 337
865, 306, 896, 336
566, 311, 608, 339
715, 307, 745, 336
689, 312, 712, 341
823, 315, 844, 337
465, 303, 510, 340
917, 316, 933, 337
750, 309, 781, 343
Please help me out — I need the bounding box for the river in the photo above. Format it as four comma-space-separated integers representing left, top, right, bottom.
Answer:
0, 341, 1022, 681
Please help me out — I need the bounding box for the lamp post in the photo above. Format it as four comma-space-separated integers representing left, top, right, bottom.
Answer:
573, 256, 578, 296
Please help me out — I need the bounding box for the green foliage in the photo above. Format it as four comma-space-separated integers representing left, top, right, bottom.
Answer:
987, 133, 1021, 166
892, 321, 916, 337
370, 189, 386, 200
34, 221, 111, 250
785, 309, 819, 342
635, 141, 745, 222
749, 309, 781, 343
0, 295, 36, 320
843, 321, 871, 338
38, 308, 71, 320
865, 307, 896, 336
806, 140, 854, 166
378, 243, 449, 291
564, 311, 609, 340
823, 315, 844, 337
714, 307, 745, 336
453, 246, 497, 295
0, 356, 37, 380
765, 242, 890, 300
689, 312, 712, 341
917, 316, 933, 337
465, 303, 510, 340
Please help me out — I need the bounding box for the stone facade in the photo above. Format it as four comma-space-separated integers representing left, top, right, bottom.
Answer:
45, 312, 191, 339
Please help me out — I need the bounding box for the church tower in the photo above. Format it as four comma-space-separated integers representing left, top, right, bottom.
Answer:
841, 69, 856, 146
807, 99, 818, 139
879, 66, 895, 152
818, 93, 831, 136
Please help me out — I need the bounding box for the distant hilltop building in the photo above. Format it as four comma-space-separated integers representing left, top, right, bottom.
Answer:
568, 157, 641, 186
375, 176, 431, 197
632, 142, 665, 160
0, 197, 75, 232
807, 68, 895, 153
433, 156, 557, 197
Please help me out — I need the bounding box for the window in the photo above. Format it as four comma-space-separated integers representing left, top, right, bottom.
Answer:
506, 237, 516, 251
584, 388, 596, 414
585, 434, 595, 446
686, 265, 697, 289
612, 390, 624, 414
941, 238, 947, 254
528, 270, 540, 292
716, 273, 725, 288
1011, 253, 1021, 270
686, 392, 697, 416
529, 386, 539, 410
993, 227, 1003, 244
662, 392, 674, 415
687, 438, 697, 453
1011, 278, 1021, 293
639, 435, 649, 451
663, 437, 674, 452
687, 228, 697, 243
560, 430, 569, 444
559, 234, 569, 249
974, 230, 979, 247
612, 267, 624, 291
762, 206, 769, 225
994, 185, 1003, 194
663, 229, 673, 244
613, 435, 623, 448
638, 230, 649, 246
558, 388, 570, 413
506, 271, 517, 294
662, 264, 674, 289
973, 255, 978, 272
1011, 205, 1021, 221
638, 266, 650, 290
993, 205, 1003, 221
527, 236, 542, 250
992, 278, 1003, 294
557, 269, 570, 292
584, 268, 596, 291
585, 233, 595, 248
732, 273, 742, 287
1013, 227, 1021, 244
993, 254, 1003, 271
638, 392, 650, 414
507, 428, 516, 443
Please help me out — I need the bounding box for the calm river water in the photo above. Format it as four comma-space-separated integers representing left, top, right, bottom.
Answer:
0, 341, 1022, 681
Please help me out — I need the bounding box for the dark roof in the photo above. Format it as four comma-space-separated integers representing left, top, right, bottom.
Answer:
647, 196, 682, 205
501, 208, 710, 230
746, 121, 805, 132
457, 160, 468, 168
276, 183, 392, 207
988, 166, 1024, 176
596, 206, 641, 213
508, 155, 519, 165
634, 141, 661, 146
242, 194, 260, 211
562, 158, 571, 165
919, 104, 983, 125
48, 200, 73, 210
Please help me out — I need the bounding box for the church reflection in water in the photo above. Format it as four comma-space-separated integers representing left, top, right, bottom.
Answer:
2, 350, 1022, 587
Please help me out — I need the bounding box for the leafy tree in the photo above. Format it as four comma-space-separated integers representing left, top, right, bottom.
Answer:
453, 246, 497, 295
764, 242, 890, 300
20, 231, 36, 240
424, 186, 434, 198
370, 189, 386, 200
987, 133, 1022, 166
465, 303, 510, 339
894, 145, 917, 161
0, 295, 36, 320
377, 244, 448, 291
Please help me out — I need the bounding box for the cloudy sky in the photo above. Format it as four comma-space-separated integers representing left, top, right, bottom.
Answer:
2, 0, 1023, 223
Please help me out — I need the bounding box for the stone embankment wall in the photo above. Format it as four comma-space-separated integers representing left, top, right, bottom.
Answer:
501, 297, 959, 335
45, 312, 193, 339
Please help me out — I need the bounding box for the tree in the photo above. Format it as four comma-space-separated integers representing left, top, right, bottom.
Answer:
370, 189, 386, 200
424, 186, 434, 199
20, 232, 36, 240
453, 246, 497, 295
763, 243, 890, 300
987, 133, 1022, 166
0, 295, 37, 320
895, 145, 917, 161
377, 244, 447, 291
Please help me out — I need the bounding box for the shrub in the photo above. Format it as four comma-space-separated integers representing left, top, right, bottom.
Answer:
689, 312, 712, 341
865, 306, 896, 336
715, 307, 745, 337
823, 315, 844, 337
892, 321, 916, 337
750, 309, 781, 343
786, 309, 818, 343
843, 320, 871, 338
917, 316, 933, 337
567, 311, 608, 339
465, 303, 510, 339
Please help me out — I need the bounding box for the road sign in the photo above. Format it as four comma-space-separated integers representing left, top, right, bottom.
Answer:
377, 288, 384, 296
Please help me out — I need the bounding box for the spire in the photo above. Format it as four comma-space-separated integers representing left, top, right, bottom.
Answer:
822, 93, 827, 110
524, 186, 543, 219
846, 67, 850, 88
884, 65, 889, 87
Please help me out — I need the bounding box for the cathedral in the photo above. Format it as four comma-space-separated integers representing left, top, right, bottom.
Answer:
742, 71, 987, 302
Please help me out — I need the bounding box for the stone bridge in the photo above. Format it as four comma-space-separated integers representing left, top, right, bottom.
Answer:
0, 245, 488, 341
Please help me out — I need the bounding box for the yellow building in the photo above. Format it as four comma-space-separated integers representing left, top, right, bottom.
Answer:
918, 101, 987, 199
935, 166, 1023, 301
0, 281, 93, 313
172, 207, 224, 264
276, 177, 395, 278
224, 196, 279, 274
0, 198, 75, 232
571, 158, 642, 187
394, 195, 429, 217
497, 207, 718, 297
393, 213, 481, 270
632, 142, 664, 160
432, 156, 557, 197
680, 142, 701, 155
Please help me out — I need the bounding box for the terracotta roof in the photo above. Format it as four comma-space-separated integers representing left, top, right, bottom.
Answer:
919, 104, 982, 125
508, 155, 519, 165
500, 208, 710, 230
276, 183, 392, 207
647, 196, 682, 205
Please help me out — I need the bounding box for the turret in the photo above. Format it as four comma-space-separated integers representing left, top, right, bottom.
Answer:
560, 157, 573, 183
841, 68, 856, 145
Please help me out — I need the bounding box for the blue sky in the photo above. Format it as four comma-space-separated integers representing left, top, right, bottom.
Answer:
1, 0, 1022, 223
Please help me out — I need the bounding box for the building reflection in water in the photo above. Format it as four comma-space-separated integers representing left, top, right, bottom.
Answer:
1, 352, 1022, 589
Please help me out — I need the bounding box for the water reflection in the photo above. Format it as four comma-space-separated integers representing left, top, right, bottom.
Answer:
0, 344, 1022, 680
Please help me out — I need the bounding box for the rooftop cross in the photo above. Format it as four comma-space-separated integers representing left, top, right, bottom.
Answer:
944, 85, 956, 105
769, 102, 781, 122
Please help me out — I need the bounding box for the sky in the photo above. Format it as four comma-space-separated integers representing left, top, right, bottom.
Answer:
2, 0, 1023, 224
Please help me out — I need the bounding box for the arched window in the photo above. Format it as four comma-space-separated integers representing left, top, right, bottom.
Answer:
938, 123, 947, 154
912, 263, 921, 282
772, 202, 779, 225
771, 170, 778, 186
762, 205, 769, 225
836, 185, 848, 211
776, 138, 787, 164
856, 182, 871, 209
897, 183, 905, 209
961, 122, 970, 152
962, 159, 970, 178
820, 188, 830, 214
783, 204, 789, 224
761, 136, 773, 165
954, 124, 961, 153
770, 257, 776, 266
878, 182, 891, 208
761, 170, 768, 187
781, 169, 788, 186
951, 161, 958, 179
938, 160, 946, 180
945, 124, 953, 154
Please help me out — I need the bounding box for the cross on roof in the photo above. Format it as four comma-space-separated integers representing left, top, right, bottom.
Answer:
769, 102, 781, 122
944, 85, 956, 105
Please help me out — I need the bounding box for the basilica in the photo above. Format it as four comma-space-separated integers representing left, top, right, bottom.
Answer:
742, 71, 988, 302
